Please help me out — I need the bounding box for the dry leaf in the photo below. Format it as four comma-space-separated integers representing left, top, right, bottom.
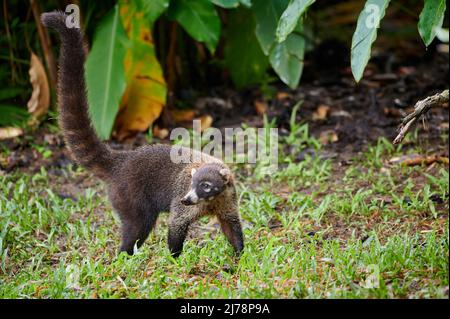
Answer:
197, 115, 213, 132
254, 100, 267, 115
389, 154, 449, 166
313, 105, 330, 121
276, 92, 292, 100
319, 258, 334, 264
319, 130, 338, 145
398, 66, 415, 76
27, 53, 50, 122
383, 107, 404, 117
0, 127, 23, 140
172, 109, 196, 123
331, 110, 352, 118
437, 44, 449, 54
153, 125, 169, 139
114, 6, 167, 141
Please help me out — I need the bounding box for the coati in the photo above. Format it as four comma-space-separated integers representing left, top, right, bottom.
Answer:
41, 11, 244, 257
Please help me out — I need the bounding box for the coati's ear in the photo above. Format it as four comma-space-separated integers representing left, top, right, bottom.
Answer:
219, 168, 231, 184
191, 168, 197, 177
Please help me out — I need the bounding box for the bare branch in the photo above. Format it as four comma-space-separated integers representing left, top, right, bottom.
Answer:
30, 0, 58, 90
393, 90, 449, 145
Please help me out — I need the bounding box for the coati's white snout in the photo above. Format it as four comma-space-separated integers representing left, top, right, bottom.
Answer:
181, 188, 199, 206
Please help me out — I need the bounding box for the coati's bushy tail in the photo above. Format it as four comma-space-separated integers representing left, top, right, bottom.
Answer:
41, 12, 113, 180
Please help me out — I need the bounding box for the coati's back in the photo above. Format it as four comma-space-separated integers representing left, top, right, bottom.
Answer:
109, 144, 226, 212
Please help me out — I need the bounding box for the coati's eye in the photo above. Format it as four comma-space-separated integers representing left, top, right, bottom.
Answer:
200, 181, 212, 192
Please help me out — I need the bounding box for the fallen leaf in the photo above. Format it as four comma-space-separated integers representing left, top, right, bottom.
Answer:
254, 100, 267, 115
27, 53, 50, 122
0, 127, 23, 140
319, 130, 338, 145
153, 125, 169, 139
196, 97, 232, 110
319, 257, 334, 264
437, 44, 449, 54
197, 115, 213, 132
360, 79, 380, 88
383, 107, 404, 117
330, 110, 352, 118
276, 92, 292, 100
172, 109, 195, 123
371, 73, 398, 81
398, 66, 415, 76
389, 154, 449, 166
312, 104, 330, 121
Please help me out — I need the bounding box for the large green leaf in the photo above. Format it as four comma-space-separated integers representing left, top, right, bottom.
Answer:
0, 105, 29, 126
418, 0, 447, 47
240, 0, 252, 7
270, 32, 305, 88
139, 0, 170, 24
225, 9, 269, 88
0, 88, 23, 101
211, 0, 240, 8
351, 0, 390, 83
253, 0, 289, 55
85, 4, 128, 140
253, 0, 305, 88
276, 0, 315, 43
168, 0, 221, 53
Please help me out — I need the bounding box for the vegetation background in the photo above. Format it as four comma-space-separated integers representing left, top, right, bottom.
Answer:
0, 0, 448, 298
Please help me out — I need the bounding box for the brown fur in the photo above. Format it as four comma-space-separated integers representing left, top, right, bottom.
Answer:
41, 11, 244, 257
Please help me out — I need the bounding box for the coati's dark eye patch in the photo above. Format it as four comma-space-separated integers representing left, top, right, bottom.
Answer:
199, 181, 212, 192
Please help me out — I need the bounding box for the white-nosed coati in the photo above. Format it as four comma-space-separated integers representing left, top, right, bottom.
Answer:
41, 11, 244, 257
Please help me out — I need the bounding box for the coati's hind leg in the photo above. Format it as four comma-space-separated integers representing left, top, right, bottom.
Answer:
217, 211, 244, 255
119, 210, 158, 255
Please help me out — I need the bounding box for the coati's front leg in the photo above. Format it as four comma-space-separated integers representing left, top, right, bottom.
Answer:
168, 201, 244, 257
167, 202, 199, 257
217, 212, 244, 255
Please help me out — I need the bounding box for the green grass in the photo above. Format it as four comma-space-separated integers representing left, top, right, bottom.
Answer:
0, 123, 448, 298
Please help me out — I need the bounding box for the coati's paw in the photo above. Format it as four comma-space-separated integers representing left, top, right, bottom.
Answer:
170, 250, 182, 258
119, 247, 135, 256
234, 246, 244, 257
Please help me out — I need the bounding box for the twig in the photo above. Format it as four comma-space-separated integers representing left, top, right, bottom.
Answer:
30, 0, 57, 90
393, 90, 449, 144
2, 0, 18, 83
167, 22, 178, 100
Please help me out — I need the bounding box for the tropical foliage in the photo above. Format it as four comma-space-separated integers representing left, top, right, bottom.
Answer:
0, 0, 448, 139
